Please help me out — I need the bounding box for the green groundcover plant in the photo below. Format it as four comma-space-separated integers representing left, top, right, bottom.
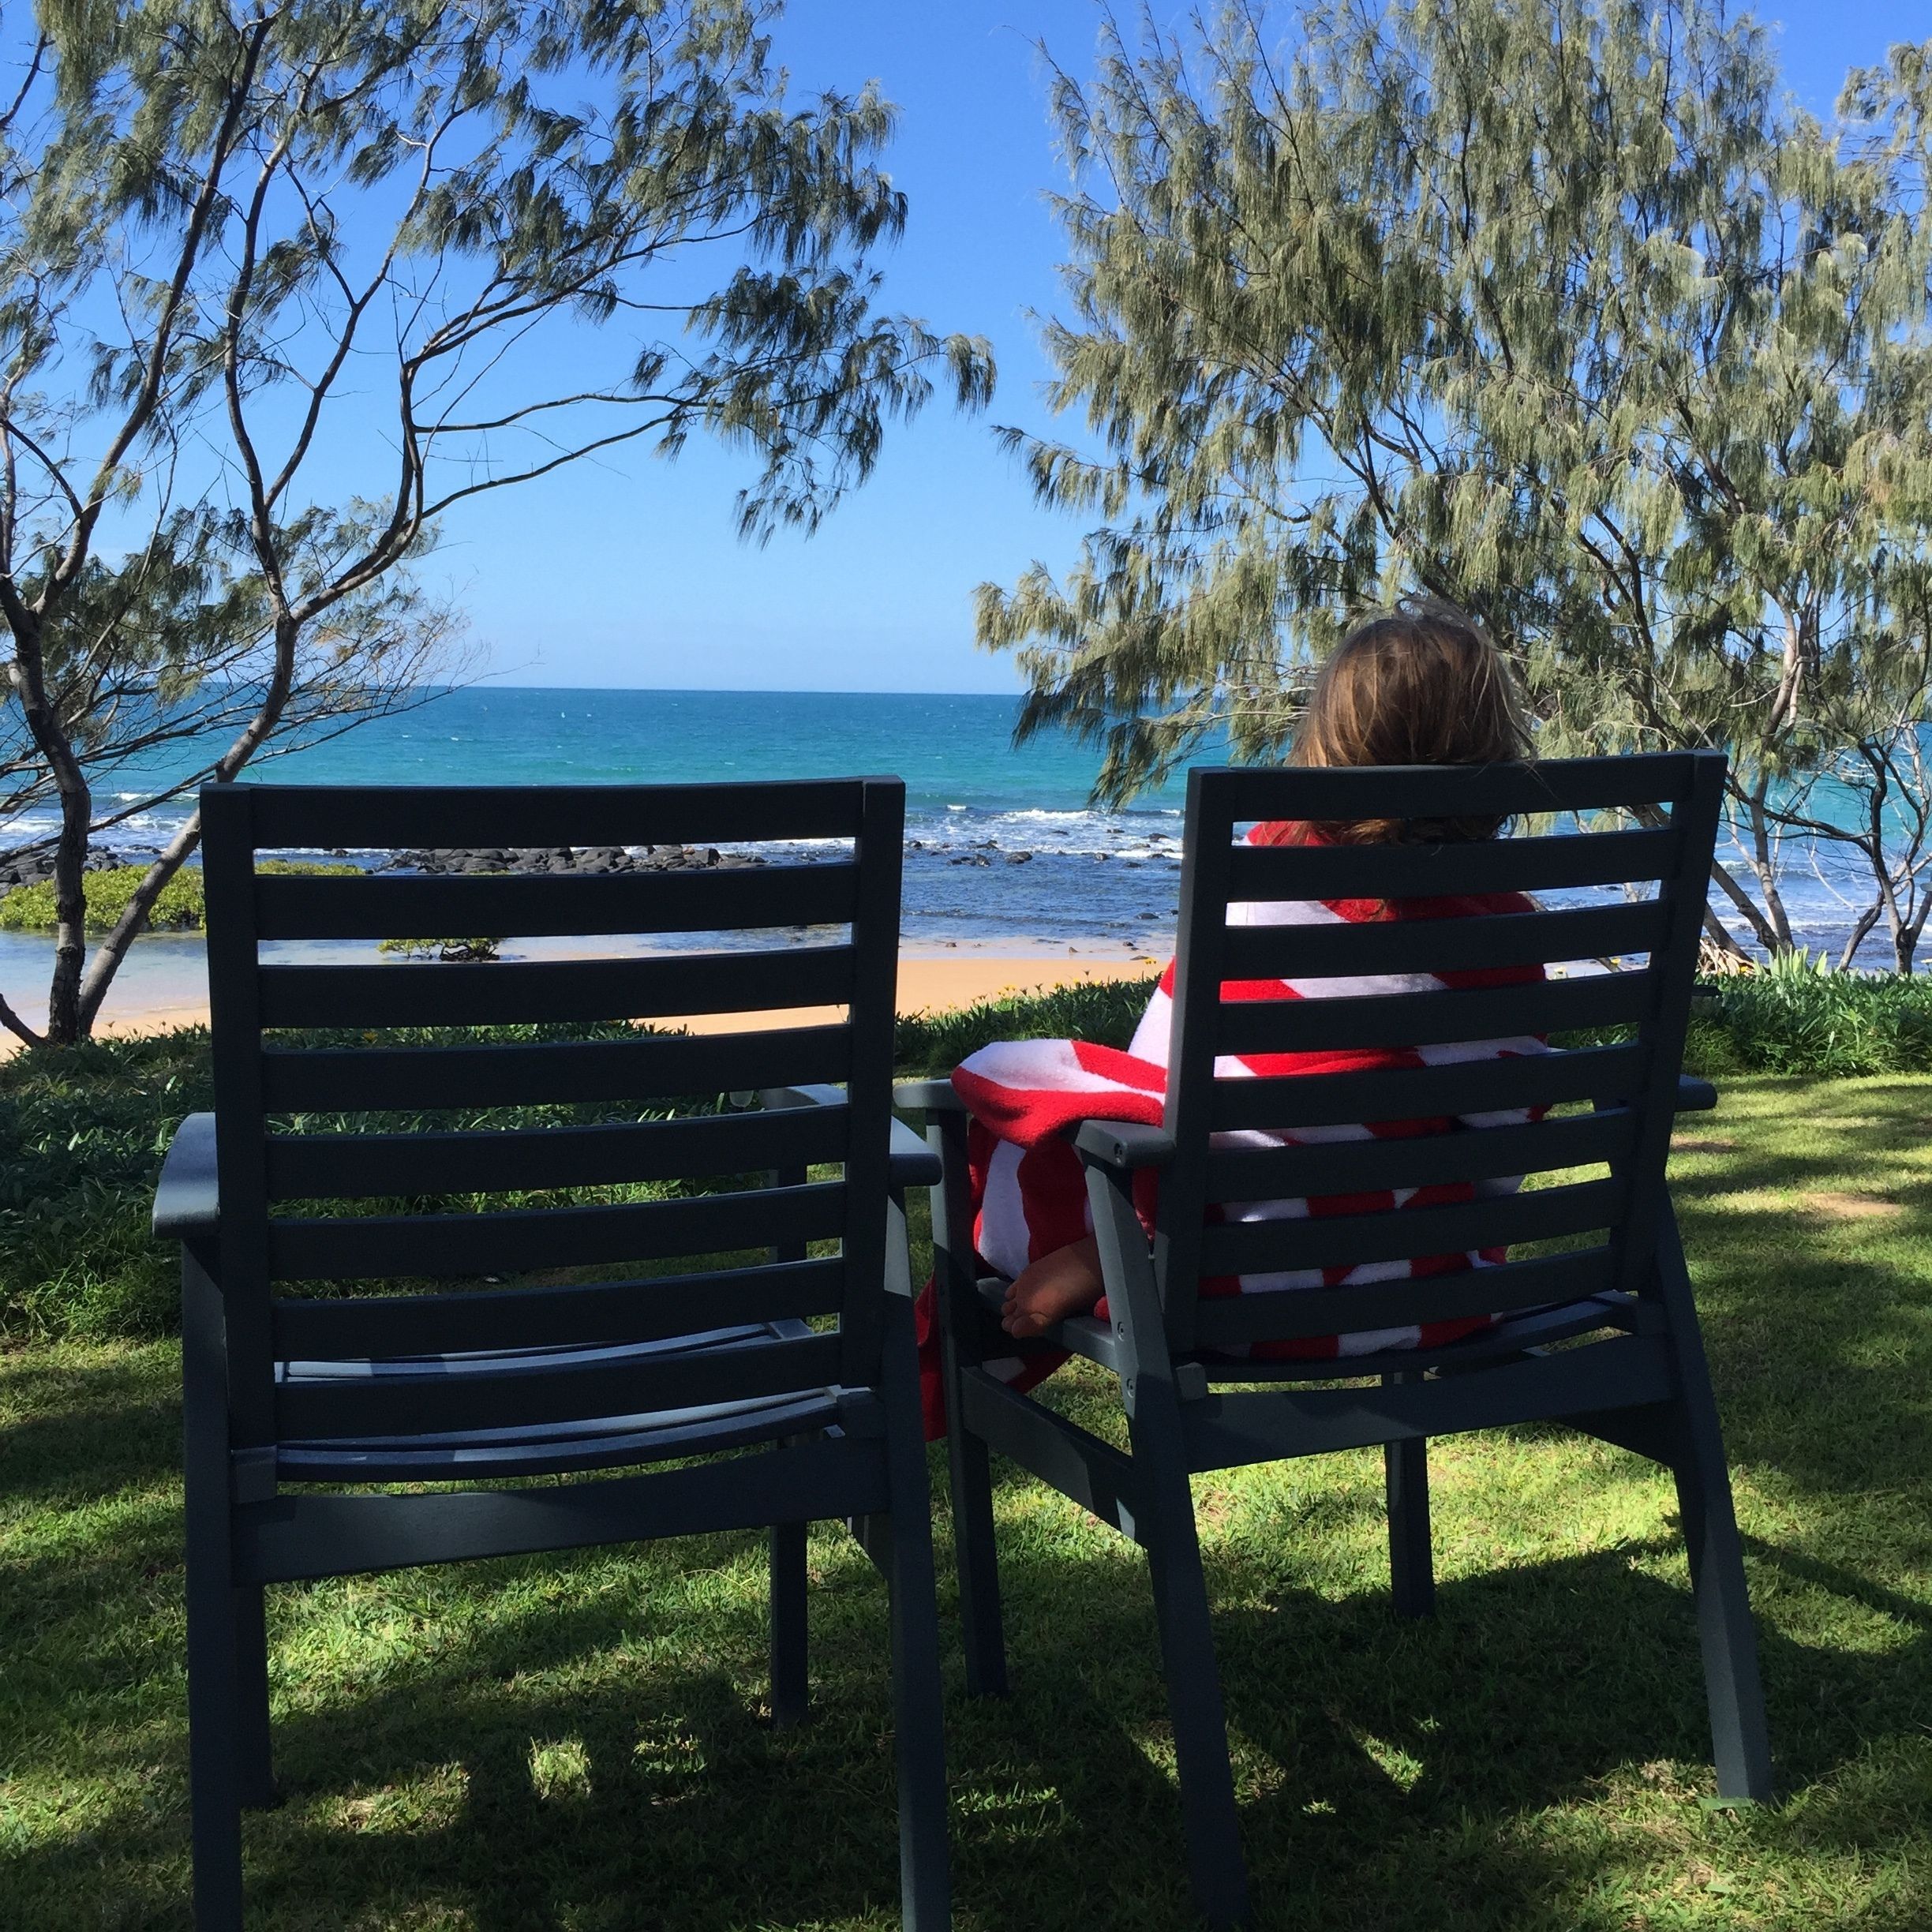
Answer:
1687, 953, 1932, 1077
0, 861, 358, 934
5, 966, 1930, 1340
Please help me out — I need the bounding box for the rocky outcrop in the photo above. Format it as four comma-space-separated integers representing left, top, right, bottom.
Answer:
0, 847, 155, 889
379, 844, 767, 875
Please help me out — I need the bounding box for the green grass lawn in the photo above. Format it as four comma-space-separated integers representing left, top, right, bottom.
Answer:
3, 1073, 1930, 1929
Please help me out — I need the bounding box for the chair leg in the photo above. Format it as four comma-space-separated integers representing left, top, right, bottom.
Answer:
182, 1257, 245, 1930
769, 1515, 810, 1730
881, 1295, 953, 1930
1653, 1210, 1774, 1803
1383, 1377, 1435, 1620
1672, 1406, 1774, 1801
1135, 1422, 1250, 1930
1673, 1449, 1772, 1801
232, 1585, 279, 1808
945, 1354, 1009, 1697
186, 1541, 247, 1930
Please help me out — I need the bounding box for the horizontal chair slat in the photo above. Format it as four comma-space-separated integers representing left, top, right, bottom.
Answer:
1203, 1106, 1636, 1204
1214, 969, 1657, 1058
254, 863, 857, 941
1208, 1041, 1648, 1132
1219, 900, 1670, 981
238, 778, 869, 852
271, 1256, 846, 1359
1223, 826, 1680, 900
274, 1329, 845, 1442
264, 1104, 851, 1201
260, 1024, 851, 1112
267, 1181, 846, 1281
236, 1436, 890, 1586
257, 945, 856, 1030
1204, 754, 1703, 822
1188, 1245, 1616, 1347
1179, 1335, 1676, 1471
1197, 1174, 1625, 1275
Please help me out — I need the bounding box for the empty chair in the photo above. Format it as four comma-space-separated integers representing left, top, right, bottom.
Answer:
905, 753, 1770, 1928
157, 777, 948, 1930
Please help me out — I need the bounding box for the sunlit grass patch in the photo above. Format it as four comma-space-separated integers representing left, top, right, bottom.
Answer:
1, 1075, 1930, 1926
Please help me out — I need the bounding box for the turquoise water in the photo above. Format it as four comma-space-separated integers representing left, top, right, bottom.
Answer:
182, 688, 1153, 815
0, 688, 1890, 1021
0, 693, 1192, 1020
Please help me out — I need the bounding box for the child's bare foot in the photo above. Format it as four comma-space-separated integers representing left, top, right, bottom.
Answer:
1001, 1237, 1105, 1339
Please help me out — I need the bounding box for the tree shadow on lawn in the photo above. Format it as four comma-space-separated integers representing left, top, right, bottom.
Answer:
9, 1480, 1930, 1931
6, 1518, 934, 1931
1669, 1147, 1932, 1500
938, 1529, 1932, 1930
0, 1350, 180, 1509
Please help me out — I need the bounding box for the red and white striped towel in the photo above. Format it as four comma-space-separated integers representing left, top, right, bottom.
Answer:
915, 822, 1550, 1438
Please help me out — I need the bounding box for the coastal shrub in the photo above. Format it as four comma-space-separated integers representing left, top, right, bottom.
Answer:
0, 859, 358, 934
17, 962, 1932, 1341
1690, 955, 1932, 1076
0, 866, 205, 933
0, 1020, 741, 1339
0, 1029, 212, 1336
893, 973, 1156, 1076
376, 936, 504, 962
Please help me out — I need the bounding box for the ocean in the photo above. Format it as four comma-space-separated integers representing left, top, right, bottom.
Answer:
0, 687, 1890, 1024
0, 691, 1191, 1021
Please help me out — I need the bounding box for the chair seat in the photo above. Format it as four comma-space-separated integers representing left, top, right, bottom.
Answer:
1178, 1292, 1639, 1382
275, 1320, 852, 1483
974, 1277, 1636, 1384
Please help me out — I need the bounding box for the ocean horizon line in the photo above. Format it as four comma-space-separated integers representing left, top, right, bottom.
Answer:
462, 681, 1032, 700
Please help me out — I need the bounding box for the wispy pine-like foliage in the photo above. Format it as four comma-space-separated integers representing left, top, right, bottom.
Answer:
0, 0, 994, 1044
982, 1, 1932, 966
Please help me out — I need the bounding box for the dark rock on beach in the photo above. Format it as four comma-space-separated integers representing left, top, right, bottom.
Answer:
381, 843, 766, 876
0, 846, 155, 889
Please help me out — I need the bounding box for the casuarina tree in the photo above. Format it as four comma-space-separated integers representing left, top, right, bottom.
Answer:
981, 0, 1932, 964
0, 0, 994, 1044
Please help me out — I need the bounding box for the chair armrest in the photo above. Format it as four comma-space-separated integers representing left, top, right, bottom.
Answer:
756, 1083, 940, 1187
1073, 1118, 1177, 1170
152, 1112, 219, 1241
1676, 1076, 1718, 1114
758, 1083, 845, 1112
893, 1078, 964, 1113
889, 1114, 943, 1189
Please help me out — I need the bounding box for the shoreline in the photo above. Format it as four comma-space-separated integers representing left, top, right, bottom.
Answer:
0, 950, 1159, 1056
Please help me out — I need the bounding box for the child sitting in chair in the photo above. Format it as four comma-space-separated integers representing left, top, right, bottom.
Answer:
916, 601, 1548, 1436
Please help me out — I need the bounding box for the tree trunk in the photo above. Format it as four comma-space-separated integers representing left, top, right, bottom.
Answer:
1707, 853, 1780, 956
73, 612, 301, 1038
1838, 900, 1883, 974
6, 606, 93, 1046
1701, 904, 1754, 964
1741, 784, 1795, 953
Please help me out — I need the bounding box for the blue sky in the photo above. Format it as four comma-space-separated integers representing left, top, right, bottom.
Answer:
447, 1, 1931, 694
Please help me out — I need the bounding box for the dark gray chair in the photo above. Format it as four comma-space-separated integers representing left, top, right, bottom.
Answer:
155, 777, 949, 1930
903, 753, 1771, 1929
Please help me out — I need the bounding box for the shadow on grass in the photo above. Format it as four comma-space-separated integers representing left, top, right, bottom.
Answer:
1664, 1086, 1932, 1499
10, 1049, 1932, 1930
8, 1477, 1930, 1930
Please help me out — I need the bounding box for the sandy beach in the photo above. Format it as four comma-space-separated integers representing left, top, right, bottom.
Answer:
1, 946, 1159, 1054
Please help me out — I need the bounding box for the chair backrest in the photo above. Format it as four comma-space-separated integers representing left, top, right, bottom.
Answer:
200, 777, 904, 1461
1155, 753, 1725, 1354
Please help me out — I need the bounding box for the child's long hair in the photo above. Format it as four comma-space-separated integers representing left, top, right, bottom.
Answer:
1292, 601, 1530, 845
